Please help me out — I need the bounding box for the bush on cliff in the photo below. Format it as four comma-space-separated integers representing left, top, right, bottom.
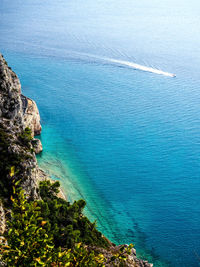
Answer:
38, 180, 109, 249
0, 183, 133, 266
0, 125, 22, 201
0, 124, 34, 202
18, 127, 32, 147
0, 185, 106, 266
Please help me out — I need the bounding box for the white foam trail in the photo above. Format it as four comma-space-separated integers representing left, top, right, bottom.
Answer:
102, 57, 176, 77
78, 52, 176, 77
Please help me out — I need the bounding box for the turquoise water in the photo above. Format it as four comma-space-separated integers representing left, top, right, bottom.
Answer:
1, 1, 200, 266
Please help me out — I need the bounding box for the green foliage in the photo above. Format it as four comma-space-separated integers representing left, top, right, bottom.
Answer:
0, 187, 105, 266
0, 124, 34, 201
0, 184, 133, 266
18, 127, 32, 147
38, 180, 109, 249
0, 125, 21, 200
0, 186, 55, 266
105, 244, 134, 266
39, 180, 60, 200
51, 243, 106, 267
0, 126, 20, 172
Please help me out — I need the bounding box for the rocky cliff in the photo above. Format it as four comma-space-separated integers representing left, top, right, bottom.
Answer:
22, 94, 42, 137
0, 53, 42, 200
0, 54, 152, 267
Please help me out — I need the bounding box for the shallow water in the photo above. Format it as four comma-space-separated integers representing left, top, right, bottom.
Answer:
1, 1, 200, 266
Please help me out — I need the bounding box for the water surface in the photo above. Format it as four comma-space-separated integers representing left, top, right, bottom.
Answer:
1, 1, 200, 266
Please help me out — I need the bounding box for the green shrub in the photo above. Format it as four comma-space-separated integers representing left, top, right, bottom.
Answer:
0, 184, 133, 266
0, 186, 105, 266
18, 127, 32, 147
38, 180, 110, 249
0, 125, 34, 201
0, 186, 55, 266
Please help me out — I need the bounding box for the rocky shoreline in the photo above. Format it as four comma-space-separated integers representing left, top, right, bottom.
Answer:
0, 53, 152, 267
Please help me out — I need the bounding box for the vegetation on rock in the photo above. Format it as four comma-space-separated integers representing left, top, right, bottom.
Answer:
38, 180, 109, 249
0, 182, 133, 266
0, 123, 34, 202
18, 127, 33, 147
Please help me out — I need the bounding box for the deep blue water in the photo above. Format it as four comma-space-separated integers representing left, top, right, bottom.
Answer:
1, 1, 200, 266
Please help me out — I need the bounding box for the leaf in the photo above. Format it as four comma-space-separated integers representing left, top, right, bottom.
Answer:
15, 179, 21, 186
35, 257, 45, 265
20, 241, 24, 246
8, 228, 12, 235
41, 221, 47, 226
10, 166, 15, 177
46, 244, 54, 249
76, 243, 81, 249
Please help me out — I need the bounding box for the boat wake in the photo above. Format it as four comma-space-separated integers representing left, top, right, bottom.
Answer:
81, 53, 176, 77
103, 57, 176, 77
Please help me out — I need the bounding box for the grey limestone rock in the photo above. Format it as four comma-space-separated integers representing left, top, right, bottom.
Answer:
23, 97, 42, 136
0, 54, 22, 121
0, 53, 42, 199
31, 138, 43, 154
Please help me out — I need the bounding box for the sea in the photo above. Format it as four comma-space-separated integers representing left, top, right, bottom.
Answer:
0, 0, 200, 266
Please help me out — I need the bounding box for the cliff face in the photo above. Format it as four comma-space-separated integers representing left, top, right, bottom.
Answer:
0, 53, 42, 201
0, 54, 22, 121
0, 53, 42, 135
23, 95, 42, 136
